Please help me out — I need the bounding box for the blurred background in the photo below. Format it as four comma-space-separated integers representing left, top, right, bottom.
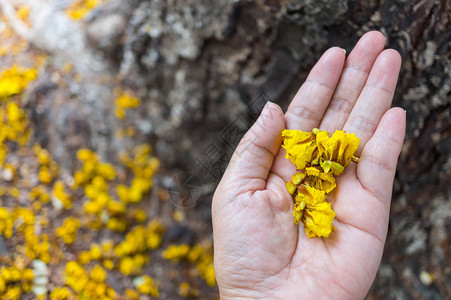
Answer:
0, 0, 449, 299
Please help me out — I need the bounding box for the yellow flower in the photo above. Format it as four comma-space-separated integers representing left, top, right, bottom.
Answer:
0, 207, 13, 238
105, 218, 127, 232
77, 148, 98, 162
188, 242, 216, 286
116, 184, 129, 203
187, 244, 203, 263
66, 0, 100, 20
107, 200, 125, 215
119, 256, 134, 275
79, 251, 91, 265
134, 210, 147, 223
133, 275, 159, 297
162, 244, 190, 262
293, 185, 335, 238
50, 287, 71, 299
0, 277, 5, 293
1, 266, 22, 282
115, 91, 141, 119
33, 144, 52, 165
30, 185, 50, 203
64, 261, 88, 292
38, 166, 53, 184
286, 171, 306, 195
103, 259, 114, 270
90, 264, 107, 282
84, 200, 102, 214
282, 128, 360, 237
116, 107, 125, 119
56, 217, 81, 244
96, 162, 116, 180
124, 289, 140, 300
52, 181, 72, 210
5, 285, 21, 300
304, 167, 336, 194
281, 130, 317, 170
89, 243, 102, 260
92, 176, 107, 191
315, 130, 360, 175
0, 65, 37, 98
179, 281, 199, 298
200, 263, 216, 286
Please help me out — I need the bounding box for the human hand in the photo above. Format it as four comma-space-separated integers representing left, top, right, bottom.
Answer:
212, 31, 406, 299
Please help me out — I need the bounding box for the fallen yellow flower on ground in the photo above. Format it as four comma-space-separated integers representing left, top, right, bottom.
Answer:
0, 65, 37, 98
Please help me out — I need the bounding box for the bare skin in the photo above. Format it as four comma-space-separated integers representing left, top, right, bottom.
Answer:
212, 31, 406, 299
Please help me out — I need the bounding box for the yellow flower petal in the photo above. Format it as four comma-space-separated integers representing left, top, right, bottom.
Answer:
282, 130, 317, 170
305, 167, 336, 193
303, 201, 335, 238
295, 185, 327, 207
286, 181, 297, 195
316, 130, 360, 173
291, 172, 305, 185
293, 185, 335, 237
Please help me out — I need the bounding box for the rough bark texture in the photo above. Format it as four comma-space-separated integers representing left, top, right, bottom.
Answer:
5, 0, 450, 298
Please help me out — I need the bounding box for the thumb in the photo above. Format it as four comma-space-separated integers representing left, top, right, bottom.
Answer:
220, 101, 285, 196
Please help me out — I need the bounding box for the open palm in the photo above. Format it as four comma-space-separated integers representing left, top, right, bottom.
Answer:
212, 31, 406, 299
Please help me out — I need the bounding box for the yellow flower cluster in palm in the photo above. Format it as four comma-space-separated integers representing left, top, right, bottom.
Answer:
56, 217, 81, 244
64, 261, 116, 299
33, 144, 59, 185
0, 102, 30, 164
66, 0, 101, 20
282, 128, 360, 238
0, 266, 34, 299
162, 242, 216, 287
0, 65, 37, 98
115, 90, 141, 119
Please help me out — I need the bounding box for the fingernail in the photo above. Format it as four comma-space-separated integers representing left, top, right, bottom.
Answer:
341, 48, 346, 55
260, 101, 271, 115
